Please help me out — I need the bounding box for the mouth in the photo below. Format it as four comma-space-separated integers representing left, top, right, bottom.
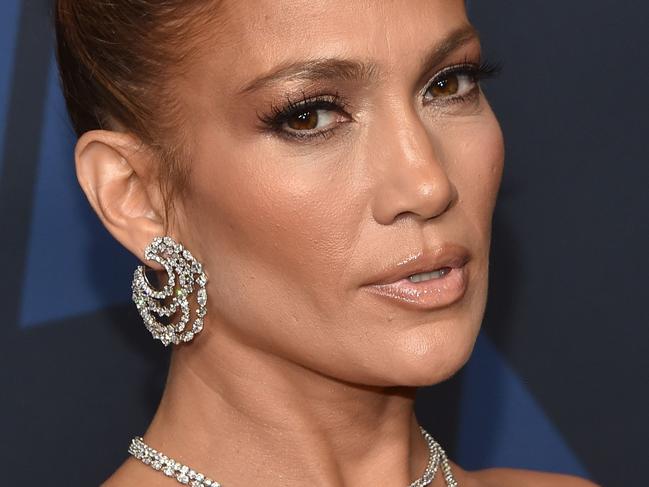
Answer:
361, 244, 470, 310
405, 266, 453, 283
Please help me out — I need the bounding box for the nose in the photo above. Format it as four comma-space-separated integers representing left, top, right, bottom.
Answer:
371, 105, 456, 225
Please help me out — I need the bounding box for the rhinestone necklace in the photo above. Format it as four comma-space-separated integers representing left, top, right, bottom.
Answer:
128, 426, 458, 486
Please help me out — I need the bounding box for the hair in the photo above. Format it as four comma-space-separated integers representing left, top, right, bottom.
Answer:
54, 0, 224, 227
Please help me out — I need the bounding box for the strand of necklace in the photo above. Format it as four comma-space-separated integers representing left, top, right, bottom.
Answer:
128, 426, 458, 486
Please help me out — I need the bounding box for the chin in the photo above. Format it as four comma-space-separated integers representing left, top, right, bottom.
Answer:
382, 293, 487, 387
373, 296, 487, 387
340, 315, 480, 389
341, 258, 489, 387
395, 327, 479, 387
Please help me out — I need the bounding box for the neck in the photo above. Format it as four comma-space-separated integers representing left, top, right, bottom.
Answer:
143, 325, 445, 487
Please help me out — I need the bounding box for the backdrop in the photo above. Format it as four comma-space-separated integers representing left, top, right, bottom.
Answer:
1, 1, 646, 485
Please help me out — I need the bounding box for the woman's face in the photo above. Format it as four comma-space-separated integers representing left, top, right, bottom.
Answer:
172, 0, 504, 386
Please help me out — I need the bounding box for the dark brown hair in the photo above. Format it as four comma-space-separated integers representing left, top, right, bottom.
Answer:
54, 0, 223, 223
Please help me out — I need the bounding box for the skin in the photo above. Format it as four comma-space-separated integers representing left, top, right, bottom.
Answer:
74, 0, 599, 485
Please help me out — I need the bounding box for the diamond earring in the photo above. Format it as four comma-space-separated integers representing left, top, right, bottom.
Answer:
131, 236, 208, 346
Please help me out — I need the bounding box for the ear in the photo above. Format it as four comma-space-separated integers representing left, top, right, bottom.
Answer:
75, 130, 167, 267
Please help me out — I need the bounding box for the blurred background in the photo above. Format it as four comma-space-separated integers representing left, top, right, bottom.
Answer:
1, 1, 647, 485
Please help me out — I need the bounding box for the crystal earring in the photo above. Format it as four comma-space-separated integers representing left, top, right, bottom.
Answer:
131, 236, 208, 346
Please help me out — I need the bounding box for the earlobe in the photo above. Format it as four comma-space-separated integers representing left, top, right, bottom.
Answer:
74, 130, 166, 265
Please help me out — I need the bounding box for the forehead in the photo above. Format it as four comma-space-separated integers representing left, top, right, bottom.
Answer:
211, 0, 470, 82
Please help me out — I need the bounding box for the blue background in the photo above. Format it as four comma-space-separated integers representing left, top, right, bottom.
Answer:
1, 1, 647, 485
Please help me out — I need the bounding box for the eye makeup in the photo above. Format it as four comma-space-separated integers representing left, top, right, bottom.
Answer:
257, 89, 353, 142
256, 59, 501, 142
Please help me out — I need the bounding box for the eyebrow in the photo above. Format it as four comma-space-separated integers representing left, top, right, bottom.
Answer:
237, 25, 479, 95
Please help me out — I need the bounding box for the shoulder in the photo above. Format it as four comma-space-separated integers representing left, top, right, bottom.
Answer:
468, 467, 600, 487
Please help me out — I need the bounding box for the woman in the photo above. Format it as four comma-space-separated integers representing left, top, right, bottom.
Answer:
55, 1, 599, 486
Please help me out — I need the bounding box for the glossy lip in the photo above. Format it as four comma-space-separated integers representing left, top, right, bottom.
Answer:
361, 244, 470, 310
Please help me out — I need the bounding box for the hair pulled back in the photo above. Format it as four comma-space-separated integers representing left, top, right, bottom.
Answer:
54, 0, 224, 219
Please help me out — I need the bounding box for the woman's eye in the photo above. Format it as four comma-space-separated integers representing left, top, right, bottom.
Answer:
284, 108, 338, 132
425, 71, 477, 101
259, 93, 352, 141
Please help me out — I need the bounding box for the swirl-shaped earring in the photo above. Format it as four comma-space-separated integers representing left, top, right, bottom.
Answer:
131, 236, 208, 346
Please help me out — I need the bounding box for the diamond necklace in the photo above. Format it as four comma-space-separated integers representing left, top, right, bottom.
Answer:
128, 426, 458, 486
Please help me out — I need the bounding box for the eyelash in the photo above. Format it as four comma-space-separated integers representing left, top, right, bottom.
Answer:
258, 91, 350, 142
258, 60, 501, 142
422, 60, 501, 104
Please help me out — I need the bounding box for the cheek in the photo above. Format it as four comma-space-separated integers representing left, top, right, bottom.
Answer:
451, 112, 504, 240
181, 137, 366, 345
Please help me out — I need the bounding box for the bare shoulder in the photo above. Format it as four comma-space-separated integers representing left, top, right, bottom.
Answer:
469, 467, 600, 487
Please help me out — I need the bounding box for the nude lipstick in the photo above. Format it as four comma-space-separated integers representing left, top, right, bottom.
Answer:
362, 244, 470, 310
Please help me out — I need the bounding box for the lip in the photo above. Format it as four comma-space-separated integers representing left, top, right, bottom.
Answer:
361, 244, 470, 310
